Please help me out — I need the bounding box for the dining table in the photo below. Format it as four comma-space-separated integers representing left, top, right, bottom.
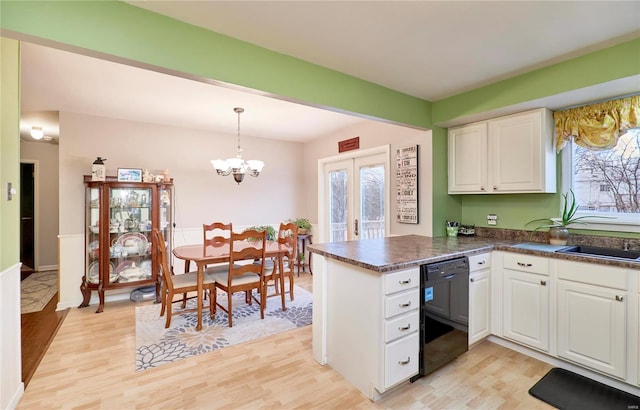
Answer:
172, 241, 294, 331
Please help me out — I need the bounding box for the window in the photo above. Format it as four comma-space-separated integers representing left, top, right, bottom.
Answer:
564, 128, 640, 232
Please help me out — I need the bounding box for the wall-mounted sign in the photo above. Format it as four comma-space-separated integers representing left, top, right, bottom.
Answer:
338, 136, 360, 153
396, 145, 419, 224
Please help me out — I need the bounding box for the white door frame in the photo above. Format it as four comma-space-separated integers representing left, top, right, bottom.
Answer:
317, 145, 391, 244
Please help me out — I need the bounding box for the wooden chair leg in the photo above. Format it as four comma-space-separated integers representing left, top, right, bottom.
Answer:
212, 286, 218, 315
228, 291, 233, 327
165, 290, 173, 328
288, 270, 295, 301
160, 283, 167, 317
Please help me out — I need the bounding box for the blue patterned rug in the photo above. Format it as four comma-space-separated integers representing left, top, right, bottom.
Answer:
135, 285, 312, 371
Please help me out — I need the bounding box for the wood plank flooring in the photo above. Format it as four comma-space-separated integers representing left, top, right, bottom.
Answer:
17, 272, 553, 409
21, 291, 68, 387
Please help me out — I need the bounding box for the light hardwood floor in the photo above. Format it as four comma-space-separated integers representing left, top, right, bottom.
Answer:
18, 272, 553, 409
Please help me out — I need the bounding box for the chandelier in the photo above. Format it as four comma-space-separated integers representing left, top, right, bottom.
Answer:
211, 107, 264, 184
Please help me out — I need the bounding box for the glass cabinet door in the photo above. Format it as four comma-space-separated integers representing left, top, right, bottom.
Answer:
108, 186, 153, 284
86, 185, 101, 286
159, 184, 172, 249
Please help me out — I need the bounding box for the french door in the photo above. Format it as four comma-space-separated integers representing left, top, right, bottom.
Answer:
321, 147, 389, 242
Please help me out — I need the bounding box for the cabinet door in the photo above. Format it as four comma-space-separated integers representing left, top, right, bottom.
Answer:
503, 269, 549, 352
469, 269, 490, 345
384, 332, 419, 389
557, 280, 626, 378
488, 110, 544, 192
448, 123, 488, 193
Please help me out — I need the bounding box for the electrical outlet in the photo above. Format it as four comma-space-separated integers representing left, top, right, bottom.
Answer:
487, 214, 498, 225
7, 182, 17, 201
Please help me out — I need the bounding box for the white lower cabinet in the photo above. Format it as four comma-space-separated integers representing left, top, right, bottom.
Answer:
324, 260, 419, 400
469, 253, 491, 345
503, 269, 549, 352
556, 260, 630, 380
557, 279, 626, 378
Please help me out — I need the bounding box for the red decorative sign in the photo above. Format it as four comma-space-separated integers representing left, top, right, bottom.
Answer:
338, 137, 360, 153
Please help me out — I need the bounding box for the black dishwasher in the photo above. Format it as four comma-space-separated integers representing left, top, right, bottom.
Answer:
411, 256, 469, 381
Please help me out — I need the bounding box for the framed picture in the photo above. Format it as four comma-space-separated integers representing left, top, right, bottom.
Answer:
117, 168, 142, 182
396, 145, 419, 224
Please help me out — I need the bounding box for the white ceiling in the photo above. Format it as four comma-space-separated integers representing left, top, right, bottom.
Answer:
20, 1, 640, 143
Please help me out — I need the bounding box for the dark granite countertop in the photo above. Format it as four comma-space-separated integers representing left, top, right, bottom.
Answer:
308, 235, 640, 272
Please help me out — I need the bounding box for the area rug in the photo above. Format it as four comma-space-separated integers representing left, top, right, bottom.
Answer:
21, 270, 58, 314
135, 285, 312, 371
529, 367, 640, 409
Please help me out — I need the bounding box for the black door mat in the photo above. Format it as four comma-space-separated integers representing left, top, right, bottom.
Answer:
529, 367, 640, 409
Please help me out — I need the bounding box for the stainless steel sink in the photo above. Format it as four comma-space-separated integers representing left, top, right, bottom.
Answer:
556, 245, 640, 261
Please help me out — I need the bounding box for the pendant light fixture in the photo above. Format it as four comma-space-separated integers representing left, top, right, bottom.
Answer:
211, 107, 264, 184
30, 126, 44, 140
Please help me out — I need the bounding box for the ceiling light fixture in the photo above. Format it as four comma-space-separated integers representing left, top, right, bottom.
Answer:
30, 126, 44, 140
211, 107, 264, 184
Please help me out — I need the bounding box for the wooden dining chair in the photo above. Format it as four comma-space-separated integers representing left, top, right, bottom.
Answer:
203, 222, 233, 275
152, 228, 215, 328
274, 222, 298, 302
209, 229, 266, 327
255, 222, 298, 310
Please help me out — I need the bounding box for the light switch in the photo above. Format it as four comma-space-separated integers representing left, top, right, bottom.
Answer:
7, 182, 17, 201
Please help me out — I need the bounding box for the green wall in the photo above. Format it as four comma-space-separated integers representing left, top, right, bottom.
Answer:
2, 1, 638, 239
433, 38, 640, 124
0, 37, 20, 270
434, 38, 640, 236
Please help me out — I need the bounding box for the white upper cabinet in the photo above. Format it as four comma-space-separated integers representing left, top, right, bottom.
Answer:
448, 108, 556, 194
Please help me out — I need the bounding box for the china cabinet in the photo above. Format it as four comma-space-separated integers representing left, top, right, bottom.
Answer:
79, 175, 173, 313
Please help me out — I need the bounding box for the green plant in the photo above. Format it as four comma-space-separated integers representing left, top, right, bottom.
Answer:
292, 218, 312, 231
526, 190, 611, 231
244, 225, 277, 241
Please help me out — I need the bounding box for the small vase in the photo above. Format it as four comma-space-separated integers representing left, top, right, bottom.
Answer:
548, 226, 569, 245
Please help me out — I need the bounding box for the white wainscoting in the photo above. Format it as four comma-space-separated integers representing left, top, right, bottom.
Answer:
0, 262, 24, 410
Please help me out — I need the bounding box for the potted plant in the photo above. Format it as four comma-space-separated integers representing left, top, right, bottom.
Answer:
526, 190, 610, 245
292, 218, 312, 235
244, 225, 277, 241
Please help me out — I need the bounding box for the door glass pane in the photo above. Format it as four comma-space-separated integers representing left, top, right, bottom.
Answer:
359, 164, 385, 239
329, 169, 348, 242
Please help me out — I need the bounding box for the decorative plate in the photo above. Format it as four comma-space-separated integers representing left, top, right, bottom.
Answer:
115, 232, 148, 248
87, 262, 116, 284
139, 260, 152, 279
115, 260, 135, 276
88, 240, 100, 258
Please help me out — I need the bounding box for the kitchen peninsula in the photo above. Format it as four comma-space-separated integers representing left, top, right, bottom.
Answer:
309, 234, 640, 401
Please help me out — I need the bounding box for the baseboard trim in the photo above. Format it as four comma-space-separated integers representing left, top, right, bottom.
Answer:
37, 264, 58, 272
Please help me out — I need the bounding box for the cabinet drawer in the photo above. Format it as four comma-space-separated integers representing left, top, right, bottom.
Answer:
503, 253, 549, 275
469, 253, 491, 272
557, 260, 627, 290
384, 332, 419, 388
385, 311, 419, 343
385, 290, 419, 319
384, 268, 419, 295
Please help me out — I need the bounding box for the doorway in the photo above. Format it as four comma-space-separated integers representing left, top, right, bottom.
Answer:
320, 146, 390, 243
20, 161, 36, 280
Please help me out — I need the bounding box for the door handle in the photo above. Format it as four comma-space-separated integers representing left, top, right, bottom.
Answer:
615, 295, 624, 302
354, 218, 359, 236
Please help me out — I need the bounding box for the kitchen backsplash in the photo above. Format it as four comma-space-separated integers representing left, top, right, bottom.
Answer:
475, 227, 639, 251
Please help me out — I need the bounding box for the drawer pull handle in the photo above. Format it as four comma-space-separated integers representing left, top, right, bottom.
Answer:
399, 279, 411, 285
399, 301, 412, 308
470, 278, 475, 283
517, 262, 532, 267
615, 295, 624, 302
540, 280, 547, 286
477, 261, 486, 265
398, 324, 411, 331
398, 357, 411, 365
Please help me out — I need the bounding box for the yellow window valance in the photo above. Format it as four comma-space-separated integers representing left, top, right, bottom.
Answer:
554, 95, 640, 152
